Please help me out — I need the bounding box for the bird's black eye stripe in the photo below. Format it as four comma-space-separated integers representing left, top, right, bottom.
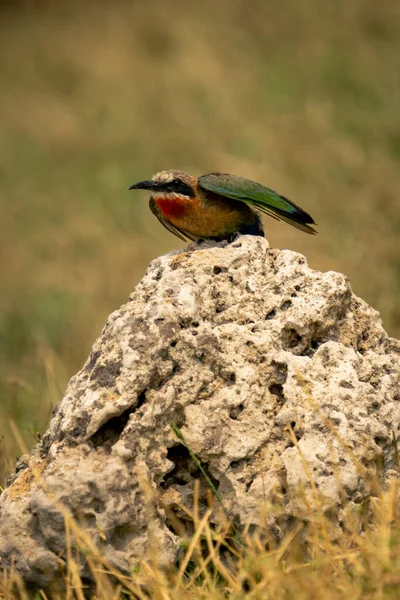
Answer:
162, 179, 195, 197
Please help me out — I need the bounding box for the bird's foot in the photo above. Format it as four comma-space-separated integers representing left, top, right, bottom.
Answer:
227, 232, 242, 244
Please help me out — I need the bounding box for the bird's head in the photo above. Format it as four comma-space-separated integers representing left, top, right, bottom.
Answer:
128, 170, 196, 198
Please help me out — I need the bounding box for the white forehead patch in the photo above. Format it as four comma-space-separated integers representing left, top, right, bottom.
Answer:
153, 191, 191, 200
152, 170, 175, 184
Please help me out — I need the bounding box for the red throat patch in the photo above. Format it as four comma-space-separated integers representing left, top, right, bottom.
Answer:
154, 195, 189, 219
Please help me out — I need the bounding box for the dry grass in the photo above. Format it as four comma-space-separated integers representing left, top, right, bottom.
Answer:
1, 0, 400, 461
1, 437, 400, 599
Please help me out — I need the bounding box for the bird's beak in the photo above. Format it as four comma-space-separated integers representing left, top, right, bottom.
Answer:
128, 180, 160, 191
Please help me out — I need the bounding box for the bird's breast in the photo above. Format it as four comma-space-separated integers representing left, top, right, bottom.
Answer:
153, 194, 191, 219
153, 192, 254, 237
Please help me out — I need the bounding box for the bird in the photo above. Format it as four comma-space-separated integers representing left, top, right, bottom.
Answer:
128, 170, 316, 242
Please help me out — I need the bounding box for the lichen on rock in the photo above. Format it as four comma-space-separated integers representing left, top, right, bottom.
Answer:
0, 235, 399, 589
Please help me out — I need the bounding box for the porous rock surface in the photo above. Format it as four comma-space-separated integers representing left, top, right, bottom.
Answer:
0, 236, 399, 588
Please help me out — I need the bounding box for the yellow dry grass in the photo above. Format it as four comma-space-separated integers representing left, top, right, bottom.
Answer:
1, 0, 400, 460
1, 434, 400, 600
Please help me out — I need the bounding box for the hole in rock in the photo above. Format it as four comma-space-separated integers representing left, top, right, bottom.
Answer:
229, 403, 244, 420
109, 523, 137, 551
161, 444, 193, 488
179, 316, 192, 329
230, 459, 243, 470
136, 389, 147, 410
271, 361, 288, 384
289, 421, 303, 441
90, 498, 105, 514
161, 444, 219, 492
228, 372, 236, 383
301, 325, 340, 357
265, 309, 276, 320
213, 266, 225, 275
280, 300, 292, 311
282, 328, 303, 352
269, 383, 285, 404
241, 578, 252, 593
339, 381, 354, 389
311, 338, 323, 350
90, 400, 141, 450
374, 435, 388, 448
300, 337, 324, 357
289, 332, 302, 349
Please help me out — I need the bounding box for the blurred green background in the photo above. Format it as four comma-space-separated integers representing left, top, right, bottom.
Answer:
1, 0, 399, 483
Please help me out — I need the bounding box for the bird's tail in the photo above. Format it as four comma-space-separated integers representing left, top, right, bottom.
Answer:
254, 195, 317, 235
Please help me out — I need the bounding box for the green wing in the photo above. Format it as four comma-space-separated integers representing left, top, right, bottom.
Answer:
198, 173, 317, 234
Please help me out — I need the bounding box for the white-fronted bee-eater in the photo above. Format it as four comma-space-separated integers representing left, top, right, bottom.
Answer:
129, 170, 317, 241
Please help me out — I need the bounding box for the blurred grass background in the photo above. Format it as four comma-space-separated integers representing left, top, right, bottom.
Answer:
0, 0, 400, 482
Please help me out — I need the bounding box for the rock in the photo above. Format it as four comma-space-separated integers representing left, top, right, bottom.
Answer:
0, 236, 399, 590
